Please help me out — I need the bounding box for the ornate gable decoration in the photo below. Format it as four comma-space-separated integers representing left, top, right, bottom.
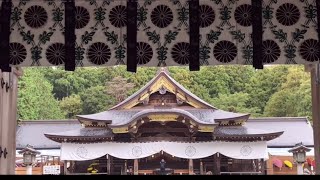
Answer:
113, 71, 213, 110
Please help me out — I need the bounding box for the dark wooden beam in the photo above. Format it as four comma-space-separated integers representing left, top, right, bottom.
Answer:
213, 153, 221, 175
126, 0, 138, 72
0, 0, 12, 72
135, 136, 190, 142
138, 127, 189, 134
189, 0, 200, 71
251, 0, 263, 69
260, 159, 265, 175
107, 155, 111, 175
311, 65, 320, 175
64, 0, 76, 71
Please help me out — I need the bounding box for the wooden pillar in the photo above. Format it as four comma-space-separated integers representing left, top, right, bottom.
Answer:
199, 160, 204, 175
0, 70, 3, 172
213, 153, 221, 175
188, 159, 194, 175
70, 161, 75, 173
124, 160, 127, 175
265, 155, 274, 175
63, 161, 68, 175
110, 156, 114, 174
133, 159, 138, 175
260, 159, 265, 175
311, 65, 320, 175
107, 155, 111, 175
7, 69, 20, 174
0, 69, 22, 174
255, 159, 259, 172
0, 72, 11, 174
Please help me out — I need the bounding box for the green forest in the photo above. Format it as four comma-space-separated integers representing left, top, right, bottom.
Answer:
17, 65, 311, 120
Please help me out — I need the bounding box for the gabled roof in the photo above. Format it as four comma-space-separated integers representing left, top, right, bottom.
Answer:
76, 69, 250, 126
244, 117, 314, 147
16, 120, 80, 149
109, 69, 215, 110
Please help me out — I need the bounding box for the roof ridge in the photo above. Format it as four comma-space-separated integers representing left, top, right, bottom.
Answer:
248, 117, 309, 122
18, 119, 79, 124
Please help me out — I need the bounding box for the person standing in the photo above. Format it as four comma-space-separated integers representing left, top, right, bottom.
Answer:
160, 159, 166, 175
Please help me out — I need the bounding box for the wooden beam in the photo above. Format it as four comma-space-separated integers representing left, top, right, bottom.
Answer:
124, 160, 127, 175
138, 127, 189, 134
64, 0, 76, 71
199, 160, 204, 175
0, 70, 3, 172
126, 0, 138, 72
311, 65, 320, 175
0, 72, 10, 174
107, 155, 111, 175
64, 161, 68, 175
260, 159, 265, 175
213, 153, 221, 175
135, 136, 190, 142
7, 69, 20, 174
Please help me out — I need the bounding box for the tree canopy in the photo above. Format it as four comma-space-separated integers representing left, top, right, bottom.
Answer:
18, 68, 64, 120
18, 65, 312, 120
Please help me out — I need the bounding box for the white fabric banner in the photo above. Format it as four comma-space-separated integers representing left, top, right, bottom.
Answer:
61, 141, 268, 161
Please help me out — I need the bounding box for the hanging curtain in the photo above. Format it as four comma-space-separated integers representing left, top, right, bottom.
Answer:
1, 0, 319, 69
60, 141, 268, 161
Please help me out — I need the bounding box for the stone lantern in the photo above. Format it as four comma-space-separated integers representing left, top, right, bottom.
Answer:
288, 142, 311, 175
18, 145, 40, 175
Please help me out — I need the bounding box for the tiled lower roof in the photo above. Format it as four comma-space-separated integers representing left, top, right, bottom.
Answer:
16, 117, 314, 149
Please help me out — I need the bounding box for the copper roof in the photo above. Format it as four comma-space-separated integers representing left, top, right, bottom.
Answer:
44, 127, 114, 143
244, 117, 314, 147
78, 108, 249, 126
76, 69, 251, 127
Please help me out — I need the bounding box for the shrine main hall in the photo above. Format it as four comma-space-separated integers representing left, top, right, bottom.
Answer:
44, 69, 284, 175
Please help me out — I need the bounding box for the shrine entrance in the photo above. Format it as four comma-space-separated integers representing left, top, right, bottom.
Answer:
137, 152, 189, 175
2, 0, 320, 175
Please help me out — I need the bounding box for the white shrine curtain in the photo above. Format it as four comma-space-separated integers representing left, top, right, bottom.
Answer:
60, 141, 268, 161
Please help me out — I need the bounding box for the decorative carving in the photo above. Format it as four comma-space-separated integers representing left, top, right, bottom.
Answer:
159, 86, 167, 94
176, 97, 184, 105
198, 126, 215, 132
3, 148, 8, 159
148, 114, 178, 122
0, 78, 5, 89
112, 127, 129, 134
142, 97, 149, 105
0, 146, 3, 158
